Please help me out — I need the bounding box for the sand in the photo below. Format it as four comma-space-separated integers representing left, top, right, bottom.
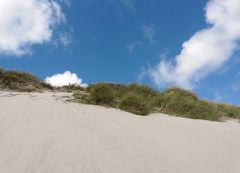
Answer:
0, 91, 240, 173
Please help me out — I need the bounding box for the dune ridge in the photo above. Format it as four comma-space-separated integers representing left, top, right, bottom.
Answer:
0, 91, 240, 173
1, 68, 240, 121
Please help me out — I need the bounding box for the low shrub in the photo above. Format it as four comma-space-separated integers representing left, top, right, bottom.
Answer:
123, 84, 158, 97
164, 87, 198, 101
217, 104, 240, 119
2, 68, 239, 121
74, 83, 156, 115
186, 100, 220, 121
41, 82, 54, 90
0, 71, 41, 91
119, 93, 150, 115
55, 84, 85, 92
73, 90, 88, 100
0, 67, 4, 75
72, 83, 240, 121
87, 83, 117, 107
0, 69, 53, 92
2, 71, 40, 84
161, 91, 220, 121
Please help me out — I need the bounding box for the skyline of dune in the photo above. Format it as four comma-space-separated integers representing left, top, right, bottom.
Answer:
1, 0, 240, 172
0, 91, 239, 173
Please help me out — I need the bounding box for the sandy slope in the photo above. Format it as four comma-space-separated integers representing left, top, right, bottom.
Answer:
0, 91, 240, 173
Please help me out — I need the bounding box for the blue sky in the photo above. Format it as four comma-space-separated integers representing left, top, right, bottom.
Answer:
0, 0, 240, 104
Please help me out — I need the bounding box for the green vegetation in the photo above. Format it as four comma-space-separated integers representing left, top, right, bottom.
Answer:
0, 67, 83, 92
87, 83, 117, 106
54, 84, 84, 93
73, 83, 240, 121
0, 67, 240, 121
217, 104, 240, 119
73, 83, 159, 115
119, 93, 150, 115
156, 88, 220, 121
0, 67, 4, 75
0, 67, 52, 92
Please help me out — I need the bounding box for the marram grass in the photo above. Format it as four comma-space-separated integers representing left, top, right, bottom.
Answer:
73, 83, 240, 121
1, 67, 240, 121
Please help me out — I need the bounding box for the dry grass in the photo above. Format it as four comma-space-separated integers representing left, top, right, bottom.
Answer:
0, 68, 51, 92
1, 67, 239, 121
73, 83, 240, 121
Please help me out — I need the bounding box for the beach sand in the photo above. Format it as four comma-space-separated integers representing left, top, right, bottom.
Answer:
0, 91, 240, 173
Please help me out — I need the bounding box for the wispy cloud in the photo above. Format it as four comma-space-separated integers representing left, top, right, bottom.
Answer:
232, 82, 240, 92
147, 0, 240, 89
60, 35, 72, 47
54, 33, 73, 47
213, 91, 228, 102
216, 66, 229, 75
119, 0, 136, 13
142, 25, 157, 45
127, 41, 141, 53
45, 71, 88, 87
60, 0, 71, 8
230, 73, 240, 92
0, 0, 67, 56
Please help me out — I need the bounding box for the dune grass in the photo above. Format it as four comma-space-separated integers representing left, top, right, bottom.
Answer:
216, 103, 240, 119
73, 83, 240, 121
119, 93, 151, 115
0, 67, 83, 92
1, 67, 240, 121
0, 67, 52, 92
0, 67, 4, 75
73, 83, 159, 115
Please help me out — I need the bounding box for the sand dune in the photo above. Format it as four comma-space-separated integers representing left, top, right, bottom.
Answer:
0, 91, 240, 173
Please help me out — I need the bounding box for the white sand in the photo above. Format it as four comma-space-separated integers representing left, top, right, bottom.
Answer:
0, 91, 240, 173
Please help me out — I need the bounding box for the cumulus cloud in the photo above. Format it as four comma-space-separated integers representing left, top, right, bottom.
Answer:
45, 71, 88, 87
0, 0, 66, 56
142, 25, 157, 45
148, 0, 240, 89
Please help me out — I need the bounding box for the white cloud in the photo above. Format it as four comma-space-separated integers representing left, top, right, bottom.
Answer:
45, 71, 88, 87
60, 0, 71, 8
55, 33, 72, 47
232, 83, 240, 92
0, 0, 66, 56
119, 0, 135, 13
142, 25, 156, 45
213, 91, 227, 102
60, 34, 71, 46
148, 0, 240, 89
127, 41, 141, 53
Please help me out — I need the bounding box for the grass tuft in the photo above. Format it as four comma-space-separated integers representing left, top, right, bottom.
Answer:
0, 67, 4, 75
0, 69, 51, 92
217, 103, 240, 119
73, 83, 240, 121
86, 83, 117, 107
1, 67, 240, 121
164, 87, 198, 101
119, 93, 150, 115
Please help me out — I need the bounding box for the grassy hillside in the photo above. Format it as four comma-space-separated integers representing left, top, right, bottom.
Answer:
1, 67, 240, 121
0, 67, 52, 92
73, 83, 240, 121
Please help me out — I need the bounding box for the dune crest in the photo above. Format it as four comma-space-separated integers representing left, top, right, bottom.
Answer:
0, 91, 240, 173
